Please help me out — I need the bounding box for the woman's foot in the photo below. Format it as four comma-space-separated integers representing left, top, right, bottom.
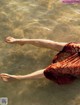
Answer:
0, 73, 18, 82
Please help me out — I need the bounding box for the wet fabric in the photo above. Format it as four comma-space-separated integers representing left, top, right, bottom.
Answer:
44, 42, 80, 85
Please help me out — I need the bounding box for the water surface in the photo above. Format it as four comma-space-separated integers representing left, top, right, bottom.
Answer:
0, 0, 80, 105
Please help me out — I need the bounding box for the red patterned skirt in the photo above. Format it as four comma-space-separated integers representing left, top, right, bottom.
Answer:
44, 42, 80, 85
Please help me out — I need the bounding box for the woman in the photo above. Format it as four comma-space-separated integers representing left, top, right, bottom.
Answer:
0, 37, 80, 85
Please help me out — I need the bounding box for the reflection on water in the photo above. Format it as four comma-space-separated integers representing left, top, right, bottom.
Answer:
0, 0, 80, 105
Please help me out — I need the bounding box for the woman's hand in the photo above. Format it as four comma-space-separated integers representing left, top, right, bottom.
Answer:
5, 36, 25, 45
0, 73, 19, 82
5, 36, 16, 44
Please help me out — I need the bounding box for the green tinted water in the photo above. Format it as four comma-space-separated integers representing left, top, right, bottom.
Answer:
0, 0, 80, 105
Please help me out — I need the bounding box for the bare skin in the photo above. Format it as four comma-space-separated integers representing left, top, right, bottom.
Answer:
0, 36, 67, 82
0, 69, 45, 82
5, 36, 67, 51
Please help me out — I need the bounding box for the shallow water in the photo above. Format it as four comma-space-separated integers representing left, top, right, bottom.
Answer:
0, 0, 80, 105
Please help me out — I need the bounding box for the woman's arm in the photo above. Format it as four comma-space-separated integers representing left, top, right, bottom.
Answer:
6, 37, 67, 51
0, 69, 45, 82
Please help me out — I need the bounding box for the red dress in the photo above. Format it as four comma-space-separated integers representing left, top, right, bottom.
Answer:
44, 42, 80, 85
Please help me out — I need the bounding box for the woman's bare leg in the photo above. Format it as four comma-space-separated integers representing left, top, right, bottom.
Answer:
0, 69, 45, 82
5, 36, 67, 51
